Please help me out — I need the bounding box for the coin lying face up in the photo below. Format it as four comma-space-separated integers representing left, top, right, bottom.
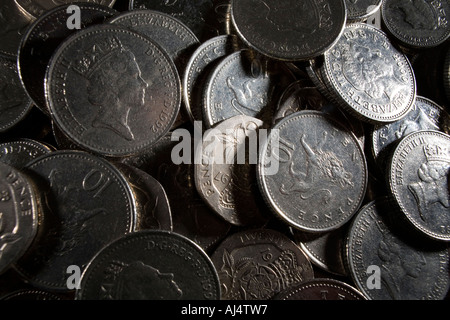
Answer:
258, 110, 368, 233
210, 228, 314, 300
76, 230, 221, 300
45, 24, 181, 157
389, 130, 450, 242
321, 23, 416, 124
0, 162, 39, 275
381, 0, 450, 49
345, 197, 450, 300
230, 0, 347, 61
15, 150, 137, 291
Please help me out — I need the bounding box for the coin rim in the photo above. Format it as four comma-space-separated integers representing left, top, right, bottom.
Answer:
388, 129, 450, 241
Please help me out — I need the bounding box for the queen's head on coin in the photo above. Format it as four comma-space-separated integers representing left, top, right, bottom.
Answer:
76, 37, 149, 141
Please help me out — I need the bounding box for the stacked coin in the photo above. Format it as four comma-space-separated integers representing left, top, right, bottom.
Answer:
0, 0, 449, 301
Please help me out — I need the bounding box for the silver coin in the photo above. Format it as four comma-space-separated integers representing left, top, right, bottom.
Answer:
258, 110, 368, 233
194, 115, 269, 226
230, 0, 347, 61
0, 56, 33, 132
76, 230, 221, 300
345, 0, 382, 22
203, 49, 294, 128
17, 3, 118, 114
210, 228, 314, 300
15, 0, 117, 19
345, 196, 450, 300
108, 9, 200, 73
183, 34, 239, 123
14, 150, 137, 290
117, 133, 232, 253
273, 80, 366, 149
0, 0, 33, 58
273, 278, 366, 300
372, 96, 450, 169
321, 23, 416, 124
389, 130, 450, 242
381, 0, 450, 49
293, 227, 348, 277
114, 162, 173, 232
0, 138, 54, 169
129, 0, 224, 42
0, 162, 39, 275
45, 24, 181, 157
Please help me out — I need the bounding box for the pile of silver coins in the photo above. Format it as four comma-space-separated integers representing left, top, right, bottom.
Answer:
0, 0, 449, 301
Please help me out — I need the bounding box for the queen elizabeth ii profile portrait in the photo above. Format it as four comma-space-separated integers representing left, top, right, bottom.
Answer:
75, 36, 149, 141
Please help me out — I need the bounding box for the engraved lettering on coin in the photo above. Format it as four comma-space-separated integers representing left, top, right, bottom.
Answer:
345, 197, 450, 299
372, 96, 450, 169
210, 229, 314, 300
322, 23, 416, 123
17, 3, 118, 114
46, 25, 181, 156
230, 0, 346, 60
99, 260, 182, 299
389, 130, 450, 241
258, 111, 367, 233
381, 0, 450, 48
0, 162, 38, 275
76, 231, 221, 300
14, 150, 137, 290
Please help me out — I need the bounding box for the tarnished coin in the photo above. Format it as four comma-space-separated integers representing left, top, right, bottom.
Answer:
108, 9, 200, 73
0, 0, 33, 58
381, 0, 450, 49
230, 0, 347, 61
0, 56, 33, 132
273, 278, 366, 300
389, 130, 450, 242
76, 230, 221, 300
293, 227, 348, 277
194, 115, 269, 226
345, 0, 382, 22
258, 110, 368, 233
15, 0, 117, 19
345, 197, 450, 300
118, 134, 232, 253
321, 23, 416, 124
0, 139, 54, 169
183, 35, 239, 123
17, 3, 118, 114
129, 0, 225, 41
273, 81, 366, 149
203, 49, 294, 128
273, 80, 324, 123
0, 162, 39, 275
114, 163, 172, 231
372, 96, 450, 169
210, 228, 314, 300
15, 150, 137, 290
45, 24, 181, 157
